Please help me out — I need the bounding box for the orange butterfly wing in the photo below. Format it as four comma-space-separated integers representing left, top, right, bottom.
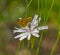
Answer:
17, 17, 32, 27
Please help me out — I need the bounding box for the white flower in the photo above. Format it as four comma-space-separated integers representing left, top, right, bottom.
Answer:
13, 15, 48, 41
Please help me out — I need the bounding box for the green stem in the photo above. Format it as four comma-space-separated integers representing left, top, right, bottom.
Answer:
26, 0, 32, 17
36, 32, 44, 55
50, 31, 60, 55
38, 0, 40, 15
43, 0, 47, 23
27, 0, 32, 8
36, 0, 54, 55
38, 0, 41, 23
25, 40, 30, 55
16, 0, 32, 55
50, 10, 60, 55
31, 38, 35, 55
45, 0, 54, 24
25, 0, 28, 55
26, 0, 28, 17
16, 41, 21, 55
25, 0, 32, 55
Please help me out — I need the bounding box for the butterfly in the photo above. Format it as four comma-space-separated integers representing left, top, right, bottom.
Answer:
17, 17, 32, 27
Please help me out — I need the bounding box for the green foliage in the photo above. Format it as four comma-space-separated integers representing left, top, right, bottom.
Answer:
0, 0, 60, 55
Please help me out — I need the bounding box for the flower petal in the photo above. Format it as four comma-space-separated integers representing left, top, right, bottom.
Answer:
19, 35, 27, 41
32, 15, 38, 22
27, 33, 31, 40
13, 26, 29, 33
32, 28, 39, 33
31, 15, 38, 30
14, 33, 28, 39
14, 27, 19, 29
38, 26, 48, 30
32, 32, 40, 37
14, 34, 22, 39
13, 29, 26, 33
39, 18, 41, 22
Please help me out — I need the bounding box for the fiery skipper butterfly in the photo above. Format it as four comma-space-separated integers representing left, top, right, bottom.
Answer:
17, 17, 32, 27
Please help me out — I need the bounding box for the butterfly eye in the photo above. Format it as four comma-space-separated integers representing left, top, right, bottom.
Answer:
17, 17, 32, 27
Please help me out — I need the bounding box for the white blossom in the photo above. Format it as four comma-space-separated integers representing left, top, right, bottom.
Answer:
13, 15, 48, 41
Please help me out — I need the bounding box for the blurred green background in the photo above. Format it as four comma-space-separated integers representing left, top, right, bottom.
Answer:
0, 0, 60, 55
